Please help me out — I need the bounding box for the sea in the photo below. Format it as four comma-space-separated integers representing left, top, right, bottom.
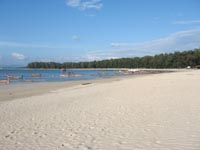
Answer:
0, 68, 123, 84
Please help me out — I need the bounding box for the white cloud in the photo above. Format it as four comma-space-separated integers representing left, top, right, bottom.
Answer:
173, 19, 200, 25
11, 53, 25, 60
81, 0, 102, 10
66, 0, 80, 7
110, 28, 200, 54
110, 43, 130, 47
66, 0, 103, 10
72, 35, 80, 41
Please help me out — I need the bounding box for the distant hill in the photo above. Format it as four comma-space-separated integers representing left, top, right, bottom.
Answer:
27, 49, 200, 69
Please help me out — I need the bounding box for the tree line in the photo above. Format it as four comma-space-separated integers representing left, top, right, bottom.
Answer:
27, 49, 200, 69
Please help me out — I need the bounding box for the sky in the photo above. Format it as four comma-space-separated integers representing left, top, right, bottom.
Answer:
0, 0, 200, 67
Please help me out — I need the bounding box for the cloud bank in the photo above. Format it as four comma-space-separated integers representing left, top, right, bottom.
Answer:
1, 28, 200, 66
87, 28, 200, 60
111, 28, 200, 52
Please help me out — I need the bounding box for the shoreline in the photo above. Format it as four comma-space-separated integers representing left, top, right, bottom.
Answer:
0, 67, 190, 71
0, 77, 120, 102
0, 69, 188, 102
0, 72, 152, 102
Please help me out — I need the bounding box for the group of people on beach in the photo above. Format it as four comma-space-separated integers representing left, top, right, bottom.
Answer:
0, 74, 24, 85
0, 74, 41, 85
0, 78, 10, 85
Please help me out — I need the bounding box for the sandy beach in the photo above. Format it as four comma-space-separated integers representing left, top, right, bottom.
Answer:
0, 70, 200, 150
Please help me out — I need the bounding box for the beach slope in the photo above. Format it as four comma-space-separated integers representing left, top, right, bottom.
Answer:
0, 70, 200, 150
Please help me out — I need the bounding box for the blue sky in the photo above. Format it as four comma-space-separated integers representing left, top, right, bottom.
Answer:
0, 0, 200, 66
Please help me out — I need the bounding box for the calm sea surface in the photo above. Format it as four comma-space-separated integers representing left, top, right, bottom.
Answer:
0, 69, 122, 84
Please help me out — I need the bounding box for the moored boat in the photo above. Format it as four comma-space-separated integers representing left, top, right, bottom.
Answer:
29, 73, 42, 77
60, 72, 82, 77
6, 75, 23, 79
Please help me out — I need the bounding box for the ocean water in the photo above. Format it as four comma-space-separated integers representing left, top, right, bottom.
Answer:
0, 69, 122, 84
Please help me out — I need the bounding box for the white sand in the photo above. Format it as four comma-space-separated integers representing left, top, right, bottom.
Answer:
0, 70, 200, 150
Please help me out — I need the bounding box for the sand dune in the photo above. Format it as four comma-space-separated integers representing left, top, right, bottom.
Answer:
0, 70, 200, 150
